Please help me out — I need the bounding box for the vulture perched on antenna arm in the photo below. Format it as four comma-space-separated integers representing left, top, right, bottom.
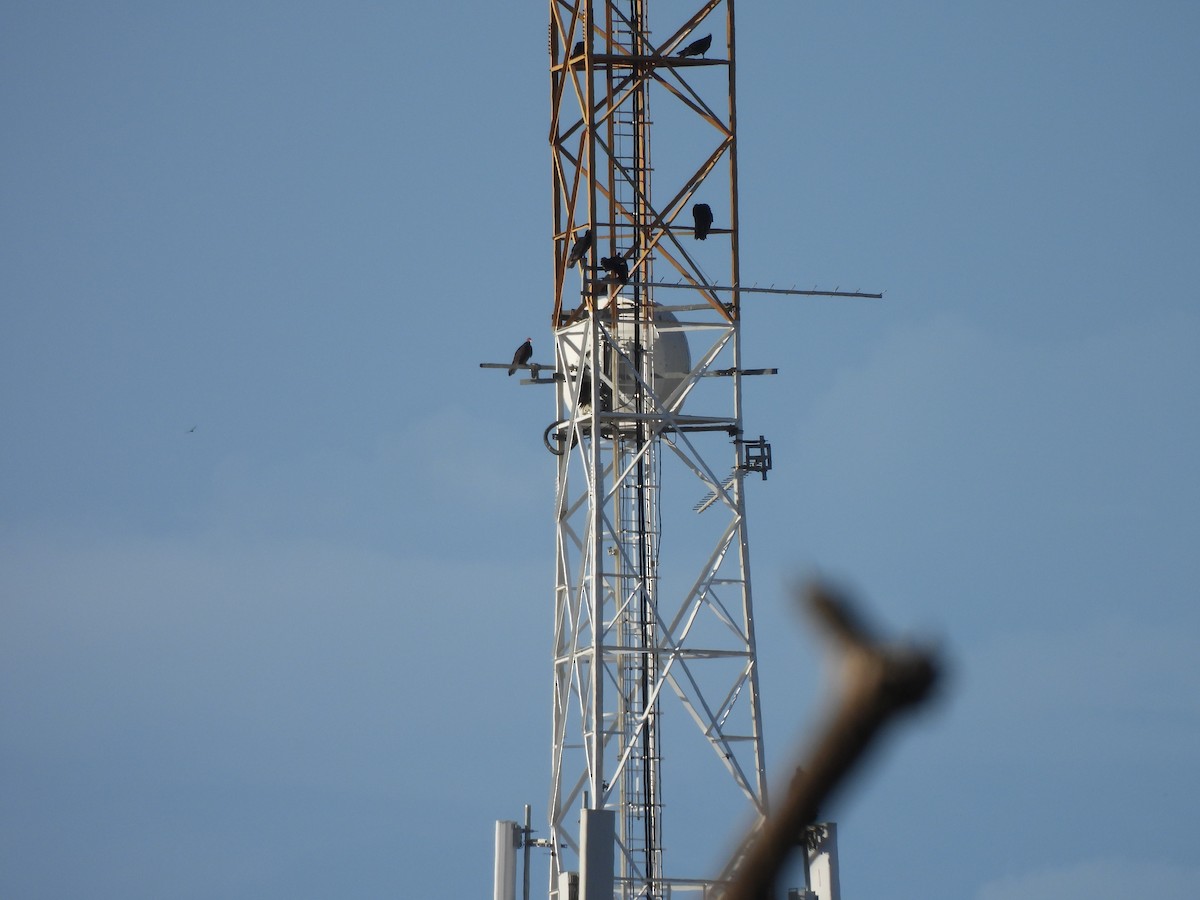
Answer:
601, 255, 629, 284
676, 33, 713, 58
692, 203, 713, 240
565, 229, 593, 269
508, 338, 533, 376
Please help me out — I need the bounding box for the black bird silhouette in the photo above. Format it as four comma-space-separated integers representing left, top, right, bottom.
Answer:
601, 255, 629, 284
676, 34, 712, 58
692, 203, 713, 240
565, 229, 592, 269
508, 338, 533, 376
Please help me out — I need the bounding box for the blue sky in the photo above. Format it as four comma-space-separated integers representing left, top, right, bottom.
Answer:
2, 2, 1198, 898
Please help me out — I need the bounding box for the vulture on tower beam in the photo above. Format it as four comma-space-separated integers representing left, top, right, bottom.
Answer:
566, 229, 593, 269
693, 203, 713, 240
601, 255, 629, 284
508, 338, 533, 376
676, 34, 712, 58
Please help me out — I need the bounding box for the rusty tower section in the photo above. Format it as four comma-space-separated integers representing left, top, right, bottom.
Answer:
545, 1, 770, 897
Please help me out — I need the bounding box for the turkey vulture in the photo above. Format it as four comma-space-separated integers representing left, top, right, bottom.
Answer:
508, 338, 533, 376
692, 203, 713, 240
601, 255, 629, 284
676, 34, 712, 58
565, 229, 592, 269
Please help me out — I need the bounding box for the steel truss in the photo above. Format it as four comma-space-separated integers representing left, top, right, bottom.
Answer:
546, 2, 767, 898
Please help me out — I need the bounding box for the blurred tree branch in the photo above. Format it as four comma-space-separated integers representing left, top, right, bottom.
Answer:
720, 582, 942, 900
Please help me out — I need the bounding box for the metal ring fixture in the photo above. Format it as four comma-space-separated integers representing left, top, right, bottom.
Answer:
543, 420, 568, 456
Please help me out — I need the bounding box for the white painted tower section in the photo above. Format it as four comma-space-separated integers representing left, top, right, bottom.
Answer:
546, 284, 770, 899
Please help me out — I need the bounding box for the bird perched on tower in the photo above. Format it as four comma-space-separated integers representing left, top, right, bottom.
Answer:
566, 229, 593, 269
601, 255, 629, 284
692, 203, 713, 240
508, 338, 533, 376
676, 33, 712, 58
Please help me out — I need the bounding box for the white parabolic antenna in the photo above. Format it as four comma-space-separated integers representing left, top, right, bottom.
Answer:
556, 294, 692, 413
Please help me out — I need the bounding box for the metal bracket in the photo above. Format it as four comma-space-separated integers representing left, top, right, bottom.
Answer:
737, 435, 773, 480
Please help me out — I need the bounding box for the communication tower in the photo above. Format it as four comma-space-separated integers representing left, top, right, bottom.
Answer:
490, 3, 878, 898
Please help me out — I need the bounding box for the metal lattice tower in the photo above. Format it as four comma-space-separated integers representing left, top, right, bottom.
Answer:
545, 2, 770, 897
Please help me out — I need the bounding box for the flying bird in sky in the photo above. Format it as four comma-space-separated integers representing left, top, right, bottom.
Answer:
508, 338, 533, 376
601, 255, 629, 284
692, 203, 713, 240
676, 34, 712, 58
566, 229, 592, 269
